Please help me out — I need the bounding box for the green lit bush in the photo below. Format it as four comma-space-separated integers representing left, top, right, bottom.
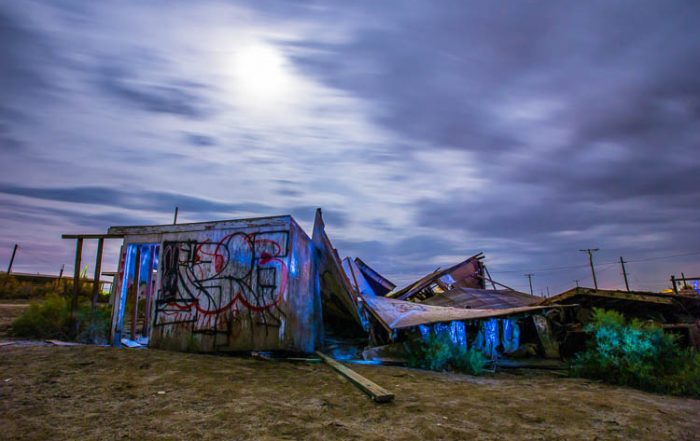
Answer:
10, 294, 71, 339
10, 294, 111, 343
573, 308, 700, 398
407, 333, 487, 375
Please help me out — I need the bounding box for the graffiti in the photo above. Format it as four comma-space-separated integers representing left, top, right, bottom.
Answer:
154, 230, 289, 339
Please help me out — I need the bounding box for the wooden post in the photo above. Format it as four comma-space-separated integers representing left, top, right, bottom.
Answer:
619, 256, 630, 292
131, 246, 141, 340
7, 244, 18, 273
316, 351, 394, 403
525, 273, 534, 295
671, 275, 678, 294
91, 238, 104, 313
71, 238, 83, 337
142, 245, 155, 338
580, 248, 599, 289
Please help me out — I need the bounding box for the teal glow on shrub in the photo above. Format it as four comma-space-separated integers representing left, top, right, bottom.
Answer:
573, 308, 700, 398
407, 331, 487, 375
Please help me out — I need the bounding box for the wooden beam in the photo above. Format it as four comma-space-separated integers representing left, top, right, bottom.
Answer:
130, 246, 141, 340
91, 238, 104, 313
62, 234, 124, 239
541, 288, 676, 306
142, 245, 155, 337
315, 351, 394, 403
70, 238, 83, 337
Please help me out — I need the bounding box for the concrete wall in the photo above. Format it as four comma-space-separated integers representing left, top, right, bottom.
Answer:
109, 216, 320, 353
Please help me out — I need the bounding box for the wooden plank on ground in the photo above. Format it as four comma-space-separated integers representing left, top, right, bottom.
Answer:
316, 351, 394, 403
46, 340, 82, 346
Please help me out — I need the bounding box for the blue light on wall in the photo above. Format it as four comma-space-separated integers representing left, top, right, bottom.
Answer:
502, 319, 520, 353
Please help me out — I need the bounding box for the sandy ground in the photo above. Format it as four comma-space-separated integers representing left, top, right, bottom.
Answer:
1, 344, 698, 441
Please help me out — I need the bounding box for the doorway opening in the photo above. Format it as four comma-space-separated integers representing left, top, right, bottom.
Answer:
115, 243, 159, 346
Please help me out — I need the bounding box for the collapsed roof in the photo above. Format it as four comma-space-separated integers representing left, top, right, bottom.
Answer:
421, 287, 540, 309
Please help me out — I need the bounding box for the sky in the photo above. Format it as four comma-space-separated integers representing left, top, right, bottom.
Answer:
1, 0, 699, 295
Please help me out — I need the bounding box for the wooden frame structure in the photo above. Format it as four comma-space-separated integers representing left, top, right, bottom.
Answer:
61, 233, 124, 337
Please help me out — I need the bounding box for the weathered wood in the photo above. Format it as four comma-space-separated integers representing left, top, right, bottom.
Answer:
91, 238, 104, 313
142, 245, 155, 337
251, 352, 276, 362
130, 246, 141, 340
46, 340, 82, 347
62, 234, 124, 239
316, 351, 394, 403
532, 315, 560, 359
540, 287, 676, 306
107, 215, 290, 236
362, 293, 570, 330
70, 238, 83, 337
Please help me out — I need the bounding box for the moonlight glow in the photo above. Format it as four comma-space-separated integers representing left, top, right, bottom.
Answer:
230, 43, 293, 106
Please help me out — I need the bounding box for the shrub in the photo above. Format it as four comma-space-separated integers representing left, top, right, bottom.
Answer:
10, 294, 111, 343
452, 346, 488, 375
10, 294, 71, 339
407, 332, 487, 375
572, 308, 700, 398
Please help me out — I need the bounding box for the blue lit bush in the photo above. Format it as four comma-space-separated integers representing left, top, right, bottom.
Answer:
407, 332, 487, 375
573, 308, 700, 398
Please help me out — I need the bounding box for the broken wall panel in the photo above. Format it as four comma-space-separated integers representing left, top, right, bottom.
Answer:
342, 257, 377, 297
354, 258, 395, 296
389, 253, 485, 301
312, 209, 366, 331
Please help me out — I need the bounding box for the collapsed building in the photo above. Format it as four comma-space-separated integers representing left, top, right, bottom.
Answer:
539, 287, 700, 353
60, 208, 565, 364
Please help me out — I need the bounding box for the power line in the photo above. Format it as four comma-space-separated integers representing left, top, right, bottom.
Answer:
489, 250, 700, 275
623, 251, 700, 263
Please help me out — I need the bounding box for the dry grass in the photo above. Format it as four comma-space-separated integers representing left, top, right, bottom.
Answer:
0, 344, 698, 441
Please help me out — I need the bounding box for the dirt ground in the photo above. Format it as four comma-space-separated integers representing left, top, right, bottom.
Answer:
1, 344, 698, 441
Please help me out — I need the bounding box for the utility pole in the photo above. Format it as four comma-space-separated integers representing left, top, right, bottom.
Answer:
580, 248, 599, 289
546, 286, 550, 297
7, 244, 18, 273
173, 207, 179, 225
524, 273, 534, 295
574, 279, 580, 288
619, 256, 630, 292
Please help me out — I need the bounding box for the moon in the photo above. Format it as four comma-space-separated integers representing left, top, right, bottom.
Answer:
230, 43, 293, 106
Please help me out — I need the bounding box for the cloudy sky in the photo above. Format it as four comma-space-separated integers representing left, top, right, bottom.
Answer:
1, 0, 699, 294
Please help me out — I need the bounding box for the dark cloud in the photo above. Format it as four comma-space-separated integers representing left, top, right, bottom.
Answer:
96, 66, 211, 118
0, 184, 271, 216
0, 7, 53, 99
185, 133, 216, 147
0, 123, 24, 151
